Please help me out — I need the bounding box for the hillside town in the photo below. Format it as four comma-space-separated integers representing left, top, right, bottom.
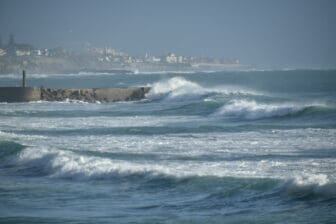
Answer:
0, 35, 243, 74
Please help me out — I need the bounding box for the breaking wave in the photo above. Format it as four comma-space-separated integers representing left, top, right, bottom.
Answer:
214, 100, 328, 120
146, 77, 207, 101
5, 147, 213, 179
3, 146, 335, 201
146, 77, 262, 101
0, 140, 25, 160
284, 174, 336, 199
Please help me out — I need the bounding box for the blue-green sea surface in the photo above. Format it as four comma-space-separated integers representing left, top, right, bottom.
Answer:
1, 70, 336, 223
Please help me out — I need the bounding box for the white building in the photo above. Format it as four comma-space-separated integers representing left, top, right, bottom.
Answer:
16, 50, 31, 56
152, 56, 161, 62
178, 56, 184, 63
0, 49, 6, 56
166, 53, 177, 63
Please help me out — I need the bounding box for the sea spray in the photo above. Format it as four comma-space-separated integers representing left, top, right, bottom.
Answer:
146, 77, 264, 102
146, 77, 207, 101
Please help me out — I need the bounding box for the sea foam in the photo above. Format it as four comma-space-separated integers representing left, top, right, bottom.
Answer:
146, 77, 262, 101
146, 77, 206, 101
214, 100, 325, 120
285, 174, 336, 198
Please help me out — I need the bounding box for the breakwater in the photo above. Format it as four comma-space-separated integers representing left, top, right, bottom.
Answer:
0, 71, 150, 103
41, 87, 150, 102
0, 86, 150, 103
0, 87, 41, 102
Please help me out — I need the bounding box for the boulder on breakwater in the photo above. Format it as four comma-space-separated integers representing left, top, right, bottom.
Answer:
40, 87, 150, 102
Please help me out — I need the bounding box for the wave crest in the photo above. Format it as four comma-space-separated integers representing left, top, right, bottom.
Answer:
146, 77, 262, 101
0, 141, 25, 160
13, 147, 181, 179
214, 100, 323, 120
285, 174, 336, 199
146, 77, 206, 101
7, 147, 336, 202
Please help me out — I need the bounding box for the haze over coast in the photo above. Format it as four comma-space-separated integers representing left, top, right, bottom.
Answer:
0, 35, 243, 74
1, 1, 336, 224
1, 0, 336, 70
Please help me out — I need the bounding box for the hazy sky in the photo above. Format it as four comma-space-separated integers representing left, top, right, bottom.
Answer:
1, 0, 336, 68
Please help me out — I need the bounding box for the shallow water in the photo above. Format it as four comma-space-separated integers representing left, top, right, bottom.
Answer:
1, 70, 336, 223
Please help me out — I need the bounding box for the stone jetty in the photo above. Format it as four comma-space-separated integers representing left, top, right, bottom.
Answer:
40, 87, 150, 102
0, 71, 150, 103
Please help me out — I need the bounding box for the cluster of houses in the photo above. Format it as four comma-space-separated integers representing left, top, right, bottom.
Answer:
0, 34, 240, 69
0, 35, 59, 58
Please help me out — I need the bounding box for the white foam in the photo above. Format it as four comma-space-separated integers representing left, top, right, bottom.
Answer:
212, 85, 264, 96
14, 147, 192, 179
2, 101, 336, 184
7, 126, 335, 183
146, 77, 263, 101
285, 174, 336, 197
0, 115, 200, 131
293, 173, 330, 186
0, 99, 113, 115
12, 145, 335, 187
214, 100, 324, 120
146, 77, 206, 101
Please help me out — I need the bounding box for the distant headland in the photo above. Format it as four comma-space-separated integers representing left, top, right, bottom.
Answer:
0, 34, 247, 75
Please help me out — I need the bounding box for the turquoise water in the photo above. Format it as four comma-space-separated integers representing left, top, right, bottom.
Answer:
1, 70, 336, 223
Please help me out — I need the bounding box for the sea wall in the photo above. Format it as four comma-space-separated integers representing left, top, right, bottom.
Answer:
0, 87, 41, 102
0, 87, 150, 103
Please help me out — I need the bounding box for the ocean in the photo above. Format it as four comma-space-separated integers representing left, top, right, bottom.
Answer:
0, 70, 336, 223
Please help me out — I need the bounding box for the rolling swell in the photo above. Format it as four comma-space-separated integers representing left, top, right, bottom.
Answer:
10, 124, 327, 137
1, 72, 335, 223
213, 99, 333, 120
1, 77, 333, 122
0, 140, 25, 160
145, 77, 335, 121
0, 100, 333, 121
4, 145, 336, 202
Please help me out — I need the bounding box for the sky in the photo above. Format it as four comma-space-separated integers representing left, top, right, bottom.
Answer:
1, 0, 336, 68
